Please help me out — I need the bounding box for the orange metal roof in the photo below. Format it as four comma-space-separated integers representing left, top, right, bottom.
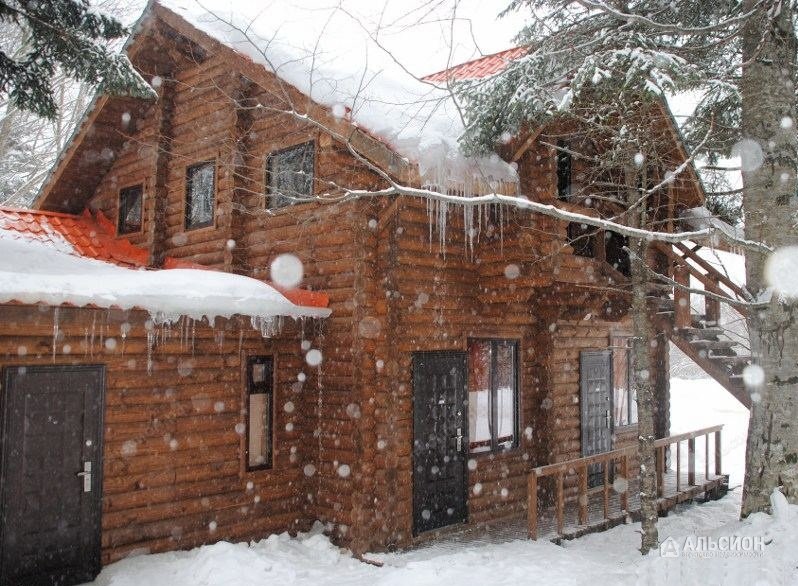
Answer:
0, 207, 148, 267
0, 206, 330, 310
424, 46, 528, 82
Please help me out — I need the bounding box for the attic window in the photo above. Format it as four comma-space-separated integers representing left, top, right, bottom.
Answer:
117, 184, 143, 235
185, 161, 215, 229
266, 141, 315, 209
556, 141, 571, 201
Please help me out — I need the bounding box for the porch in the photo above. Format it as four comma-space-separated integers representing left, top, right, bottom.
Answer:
413, 425, 728, 550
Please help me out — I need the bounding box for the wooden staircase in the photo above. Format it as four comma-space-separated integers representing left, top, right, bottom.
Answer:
650, 241, 752, 408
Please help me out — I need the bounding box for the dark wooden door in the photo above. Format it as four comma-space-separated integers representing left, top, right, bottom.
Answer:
1, 365, 105, 586
412, 352, 468, 534
580, 351, 613, 487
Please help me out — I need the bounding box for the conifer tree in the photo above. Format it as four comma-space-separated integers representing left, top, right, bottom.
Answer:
0, 0, 154, 120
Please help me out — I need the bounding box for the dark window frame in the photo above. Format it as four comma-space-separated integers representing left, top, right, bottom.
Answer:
185, 161, 216, 230
117, 183, 144, 235
556, 140, 572, 201
567, 222, 595, 258
467, 338, 520, 455
265, 140, 315, 209
245, 355, 274, 471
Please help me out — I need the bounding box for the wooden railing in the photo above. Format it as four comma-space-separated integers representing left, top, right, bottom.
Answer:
651, 241, 748, 327
527, 425, 724, 540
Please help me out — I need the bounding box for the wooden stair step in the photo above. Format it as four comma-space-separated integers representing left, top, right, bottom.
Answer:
688, 339, 738, 350
677, 327, 725, 339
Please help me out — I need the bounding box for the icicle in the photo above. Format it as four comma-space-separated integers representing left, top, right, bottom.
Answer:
89, 313, 96, 357
215, 328, 225, 354
437, 199, 448, 256
191, 319, 196, 355
427, 194, 434, 251
51, 306, 60, 362
499, 204, 505, 254
238, 329, 244, 356
146, 330, 154, 375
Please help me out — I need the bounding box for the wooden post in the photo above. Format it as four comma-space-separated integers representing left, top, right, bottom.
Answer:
528, 473, 538, 540
676, 441, 681, 492
705, 433, 710, 480
715, 430, 723, 476
556, 473, 564, 536
705, 284, 721, 325
578, 464, 588, 525
603, 461, 610, 520
688, 438, 696, 486
674, 264, 691, 328
656, 446, 665, 497
620, 455, 629, 512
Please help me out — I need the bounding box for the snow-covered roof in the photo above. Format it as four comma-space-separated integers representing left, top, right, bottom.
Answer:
0, 207, 330, 324
156, 0, 518, 195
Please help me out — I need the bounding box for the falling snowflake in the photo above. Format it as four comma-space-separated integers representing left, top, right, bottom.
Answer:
270, 253, 304, 288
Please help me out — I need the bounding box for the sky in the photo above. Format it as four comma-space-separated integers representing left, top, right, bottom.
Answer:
118, 0, 521, 78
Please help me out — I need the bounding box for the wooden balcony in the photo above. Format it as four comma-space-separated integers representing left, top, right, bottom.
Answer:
528, 425, 728, 541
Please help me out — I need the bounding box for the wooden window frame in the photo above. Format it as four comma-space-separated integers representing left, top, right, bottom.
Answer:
245, 355, 275, 472
467, 338, 520, 455
611, 336, 638, 429
265, 140, 316, 209
184, 160, 216, 230
117, 183, 144, 236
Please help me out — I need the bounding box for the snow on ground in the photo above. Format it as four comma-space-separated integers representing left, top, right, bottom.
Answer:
670, 377, 750, 487
86, 379, 797, 586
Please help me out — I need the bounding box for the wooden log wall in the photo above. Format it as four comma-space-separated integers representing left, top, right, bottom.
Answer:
0, 304, 324, 564
53, 16, 682, 556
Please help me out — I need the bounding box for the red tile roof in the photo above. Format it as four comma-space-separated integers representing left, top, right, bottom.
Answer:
424, 46, 528, 82
0, 207, 148, 267
0, 206, 329, 309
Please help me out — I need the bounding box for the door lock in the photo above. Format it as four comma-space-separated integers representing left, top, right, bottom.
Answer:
76, 461, 92, 493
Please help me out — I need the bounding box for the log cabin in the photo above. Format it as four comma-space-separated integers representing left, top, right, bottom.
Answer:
1, 1, 741, 584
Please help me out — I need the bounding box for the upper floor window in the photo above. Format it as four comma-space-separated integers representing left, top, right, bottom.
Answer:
567, 222, 595, 258
246, 355, 274, 470
468, 339, 518, 454
556, 140, 571, 201
266, 141, 315, 209
605, 231, 631, 277
117, 184, 143, 235
185, 161, 215, 229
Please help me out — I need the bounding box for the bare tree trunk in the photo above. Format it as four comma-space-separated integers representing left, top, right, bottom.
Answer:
741, 0, 798, 514
630, 238, 658, 553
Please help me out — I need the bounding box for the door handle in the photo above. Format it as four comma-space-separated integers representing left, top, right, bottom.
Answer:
456, 427, 463, 451
76, 461, 92, 493
605, 410, 611, 429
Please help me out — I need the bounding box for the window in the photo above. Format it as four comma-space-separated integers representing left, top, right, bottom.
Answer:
468, 339, 518, 453
246, 355, 274, 470
266, 141, 314, 208
567, 222, 595, 257
605, 231, 631, 277
556, 141, 571, 200
117, 184, 143, 235
612, 336, 638, 427
185, 161, 215, 229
